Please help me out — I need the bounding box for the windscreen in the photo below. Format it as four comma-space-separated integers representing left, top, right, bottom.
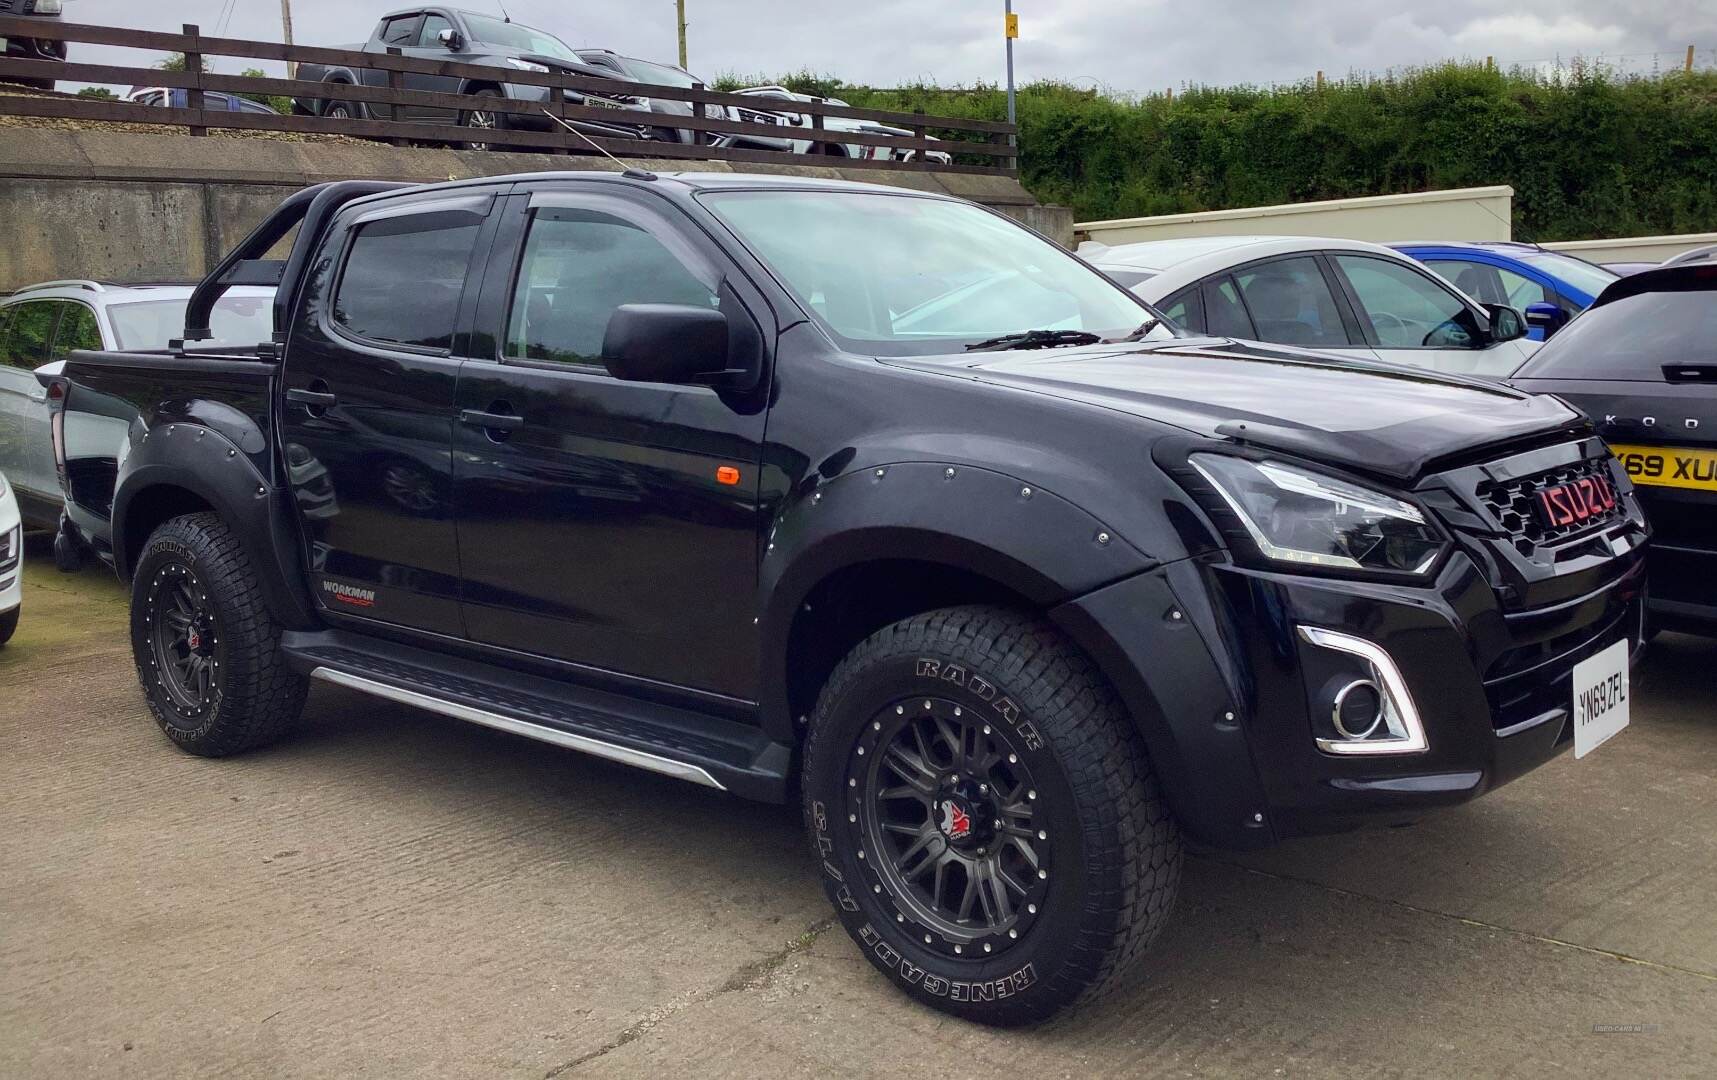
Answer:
464, 14, 579, 61
623, 58, 698, 87
107, 295, 275, 350
704, 190, 1170, 355
1517, 251, 1617, 299
1515, 286, 1717, 380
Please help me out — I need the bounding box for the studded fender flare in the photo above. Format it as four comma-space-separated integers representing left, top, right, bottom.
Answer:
756, 461, 1155, 743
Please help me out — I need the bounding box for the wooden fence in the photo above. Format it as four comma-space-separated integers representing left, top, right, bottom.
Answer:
0, 17, 1017, 175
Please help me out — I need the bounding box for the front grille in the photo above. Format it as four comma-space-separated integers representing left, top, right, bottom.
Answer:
1474, 457, 1625, 558
735, 108, 779, 125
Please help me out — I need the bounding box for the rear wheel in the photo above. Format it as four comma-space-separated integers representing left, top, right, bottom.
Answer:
322, 98, 358, 122
802, 606, 1180, 1025
130, 513, 306, 756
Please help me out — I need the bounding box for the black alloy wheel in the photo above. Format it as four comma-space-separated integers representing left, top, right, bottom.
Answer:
143, 559, 224, 718
851, 695, 1050, 959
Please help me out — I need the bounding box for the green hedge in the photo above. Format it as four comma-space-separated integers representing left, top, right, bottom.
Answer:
717, 66, 1717, 241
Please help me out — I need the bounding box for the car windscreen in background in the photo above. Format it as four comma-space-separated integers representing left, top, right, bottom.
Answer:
1515, 288, 1717, 381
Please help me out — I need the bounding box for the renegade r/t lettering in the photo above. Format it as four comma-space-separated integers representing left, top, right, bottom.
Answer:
42, 172, 1648, 1025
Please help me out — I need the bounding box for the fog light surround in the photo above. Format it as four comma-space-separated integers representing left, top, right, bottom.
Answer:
1331, 679, 1384, 739
1299, 627, 1428, 755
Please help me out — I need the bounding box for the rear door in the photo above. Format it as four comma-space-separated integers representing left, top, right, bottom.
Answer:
0, 299, 59, 505
278, 191, 496, 636
451, 187, 770, 701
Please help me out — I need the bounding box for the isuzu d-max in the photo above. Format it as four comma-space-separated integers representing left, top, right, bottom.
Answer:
43, 171, 1648, 1024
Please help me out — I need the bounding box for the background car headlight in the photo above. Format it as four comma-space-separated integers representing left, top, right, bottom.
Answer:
506, 58, 550, 73
1189, 455, 1446, 576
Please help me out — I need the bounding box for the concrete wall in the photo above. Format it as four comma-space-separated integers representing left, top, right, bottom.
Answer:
1074, 186, 1516, 246
1541, 232, 1717, 265
0, 130, 1072, 292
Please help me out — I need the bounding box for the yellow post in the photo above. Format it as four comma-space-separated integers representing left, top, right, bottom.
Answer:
1687, 45, 1697, 73
1315, 70, 1325, 90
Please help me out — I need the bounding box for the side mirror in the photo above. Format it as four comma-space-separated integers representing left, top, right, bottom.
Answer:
437, 27, 465, 50
1522, 301, 1563, 334
1483, 303, 1527, 343
602, 304, 731, 384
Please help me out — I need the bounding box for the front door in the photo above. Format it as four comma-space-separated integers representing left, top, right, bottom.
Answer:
452, 189, 769, 701
279, 192, 495, 637
403, 12, 467, 124
1330, 253, 1534, 378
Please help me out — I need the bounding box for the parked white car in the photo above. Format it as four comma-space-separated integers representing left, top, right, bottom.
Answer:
1083, 235, 1538, 377
0, 468, 21, 646
0, 280, 275, 530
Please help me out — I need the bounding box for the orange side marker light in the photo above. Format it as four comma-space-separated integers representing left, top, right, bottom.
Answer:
716, 465, 742, 486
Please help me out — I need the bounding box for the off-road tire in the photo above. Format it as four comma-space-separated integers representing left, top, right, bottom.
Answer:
802, 605, 1181, 1025
0, 606, 17, 646
130, 513, 306, 756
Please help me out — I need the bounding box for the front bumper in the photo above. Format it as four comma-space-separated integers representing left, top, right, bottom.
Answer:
1206, 547, 1646, 839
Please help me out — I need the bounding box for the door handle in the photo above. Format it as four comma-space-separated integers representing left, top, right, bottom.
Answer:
459, 408, 525, 434
287, 388, 338, 409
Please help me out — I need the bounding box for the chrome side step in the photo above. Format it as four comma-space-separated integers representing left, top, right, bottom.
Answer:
311, 667, 728, 791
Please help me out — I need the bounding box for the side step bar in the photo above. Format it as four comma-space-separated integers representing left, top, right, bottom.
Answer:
281, 630, 791, 802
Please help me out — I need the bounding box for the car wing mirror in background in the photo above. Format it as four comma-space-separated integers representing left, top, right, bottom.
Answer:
1483, 303, 1528, 343
437, 27, 466, 50
602, 304, 733, 385
1522, 301, 1563, 334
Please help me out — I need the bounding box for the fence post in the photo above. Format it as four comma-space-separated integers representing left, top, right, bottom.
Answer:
1687, 45, 1697, 73
386, 46, 407, 146
809, 104, 825, 154
182, 23, 206, 137
912, 106, 927, 169
690, 82, 707, 147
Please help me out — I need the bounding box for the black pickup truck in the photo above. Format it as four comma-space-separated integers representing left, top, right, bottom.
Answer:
44, 171, 1649, 1025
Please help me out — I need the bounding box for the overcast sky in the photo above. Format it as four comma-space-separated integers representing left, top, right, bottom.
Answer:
51, 0, 1717, 94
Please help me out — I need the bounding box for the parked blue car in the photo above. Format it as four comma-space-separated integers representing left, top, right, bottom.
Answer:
1391, 241, 1618, 340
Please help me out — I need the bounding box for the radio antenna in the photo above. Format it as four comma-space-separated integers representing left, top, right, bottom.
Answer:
495, 0, 511, 21
540, 109, 658, 180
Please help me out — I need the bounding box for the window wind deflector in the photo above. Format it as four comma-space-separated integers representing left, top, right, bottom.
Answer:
963, 329, 1103, 352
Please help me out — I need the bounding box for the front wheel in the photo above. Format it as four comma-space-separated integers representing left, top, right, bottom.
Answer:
131, 513, 306, 756
0, 606, 17, 646
460, 89, 506, 151
803, 606, 1181, 1025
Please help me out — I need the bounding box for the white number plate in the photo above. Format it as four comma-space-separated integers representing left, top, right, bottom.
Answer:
1571, 638, 1630, 758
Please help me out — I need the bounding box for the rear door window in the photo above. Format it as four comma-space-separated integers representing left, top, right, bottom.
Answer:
0, 301, 59, 369
379, 15, 422, 47
333, 213, 483, 352
1232, 257, 1351, 347
1202, 276, 1255, 339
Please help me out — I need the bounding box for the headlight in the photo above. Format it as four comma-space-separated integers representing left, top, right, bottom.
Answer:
506, 58, 550, 73
1189, 455, 1446, 576
0, 471, 8, 499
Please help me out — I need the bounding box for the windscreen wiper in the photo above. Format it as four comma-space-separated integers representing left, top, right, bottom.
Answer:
964, 329, 1104, 352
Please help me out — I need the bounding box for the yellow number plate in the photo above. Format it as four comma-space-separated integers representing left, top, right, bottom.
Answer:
1609, 444, 1717, 492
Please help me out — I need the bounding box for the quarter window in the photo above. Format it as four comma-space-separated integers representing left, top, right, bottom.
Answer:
1334, 255, 1479, 349
1158, 287, 1202, 332
0, 301, 59, 369
333, 215, 481, 351
1232, 257, 1350, 347
1203, 276, 1255, 339
505, 208, 719, 365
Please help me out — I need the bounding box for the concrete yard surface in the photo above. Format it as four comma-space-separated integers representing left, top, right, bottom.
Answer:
2, 549, 1714, 1077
